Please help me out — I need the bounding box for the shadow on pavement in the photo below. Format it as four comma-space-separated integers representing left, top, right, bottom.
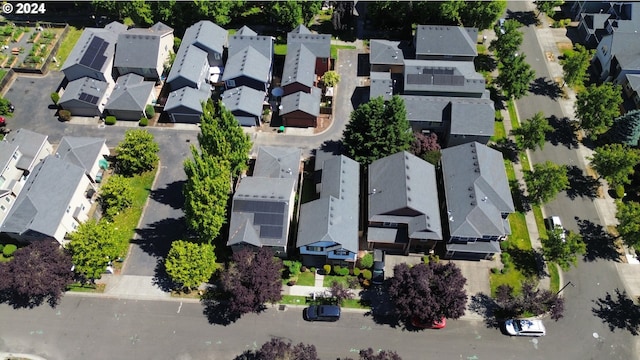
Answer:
529, 77, 563, 100
592, 289, 640, 335
201, 288, 243, 326
546, 115, 579, 149
359, 286, 402, 328
507, 10, 540, 27
577, 218, 620, 262
468, 292, 501, 328
319, 139, 344, 155
134, 217, 186, 259
566, 165, 600, 200
151, 259, 174, 292
149, 180, 185, 210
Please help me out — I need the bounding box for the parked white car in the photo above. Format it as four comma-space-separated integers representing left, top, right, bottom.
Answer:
504, 319, 546, 337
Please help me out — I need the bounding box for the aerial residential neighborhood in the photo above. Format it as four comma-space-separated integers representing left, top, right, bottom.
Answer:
1, 1, 640, 360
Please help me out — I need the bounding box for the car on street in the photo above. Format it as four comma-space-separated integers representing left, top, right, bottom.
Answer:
411, 317, 446, 329
372, 249, 385, 285
504, 318, 546, 337
304, 305, 341, 322
545, 215, 566, 242
0, 116, 5, 126
498, 18, 506, 34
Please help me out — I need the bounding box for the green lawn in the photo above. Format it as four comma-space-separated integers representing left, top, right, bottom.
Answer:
109, 168, 157, 258
297, 271, 316, 286
507, 213, 532, 250
490, 117, 506, 143
331, 45, 356, 60
533, 205, 547, 240
548, 262, 560, 293
274, 43, 287, 56
53, 26, 82, 70
280, 295, 307, 305
322, 274, 358, 287
66, 282, 106, 293
0, 69, 7, 82
507, 100, 519, 128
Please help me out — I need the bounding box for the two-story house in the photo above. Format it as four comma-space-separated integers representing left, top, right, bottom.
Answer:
220, 86, 265, 127
181, 20, 227, 67
227, 146, 301, 257
440, 142, 515, 260
297, 151, 360, 268
58, 77, 111, 117
114, 22, 174, 81
367, 151, 442, 255
104, 73, 156, 121
0, 129, 52, 227
224, 26, 273, 92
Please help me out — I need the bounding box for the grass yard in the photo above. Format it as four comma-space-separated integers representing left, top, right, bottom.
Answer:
507, 213, 532, 250
297, 271, 316, 286
331, 45, 356, 60
109, 168, 157, 258
274, 43, 287, 56
533, 205, 547, 240
280, 295, 307, 305
53, 26, 82, 70
548, 262, 560, 293
490, 117, 506, 143
0, 69, 7, 82
507, 100, 519, 129
67, 282, 106, 293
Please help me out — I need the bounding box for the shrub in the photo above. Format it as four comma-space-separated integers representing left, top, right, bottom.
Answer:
3, 244, 17, 257
615, 184, 625, 199
51, 92, 59, 104
359, 253, 374, 269
361, 269, 372, 280
309, 267, 316, 274
323, 264, 331, 275
284, 260, 302, 278
338, 267, 349, 276
501, 252, 512, 268
105, 116, 116, 125
139, 117, 148, 127
491, 267, 500, 274
58, 109, 71, 121
347, 276, 360, 289
353, 267, 361, 276
145, 105, 155, 119
0, 244, 3, 252
333, 264, 341, 274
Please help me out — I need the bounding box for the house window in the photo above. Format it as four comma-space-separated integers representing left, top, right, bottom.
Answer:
226, 79, 236, 88
72, 222, 77, 230
307, 246, 323, 252
0, 204, 5, 211
5, 197, 10, 203
214, 53, 221, 60
12, 151, 18, 160
334, 249, 348, 256
66, 206, 71, 213
0, 175, 5, 187
383, 222, 397, 228
322, 58, 327, 63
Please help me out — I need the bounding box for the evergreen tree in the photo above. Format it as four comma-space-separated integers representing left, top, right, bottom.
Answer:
606, 110, 640, 147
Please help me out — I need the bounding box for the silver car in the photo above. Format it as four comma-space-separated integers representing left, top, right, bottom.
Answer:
505, 319, 546, 337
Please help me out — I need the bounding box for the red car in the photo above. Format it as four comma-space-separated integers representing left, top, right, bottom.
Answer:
0, 116, 5, 126
411, 317, 446, 329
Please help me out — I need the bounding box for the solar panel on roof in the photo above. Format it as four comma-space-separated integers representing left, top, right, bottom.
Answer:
260, 225, 283, 239
79, 37, 108, 71
234, 199, 285, 214
254, 212, 284, 226
79, 92, 99, 104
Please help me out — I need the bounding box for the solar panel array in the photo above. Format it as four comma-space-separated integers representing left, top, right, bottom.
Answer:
407, 72, 465, 86
79, 37, 109, 71
234, 199, 285, 239
79, 92, 99, 104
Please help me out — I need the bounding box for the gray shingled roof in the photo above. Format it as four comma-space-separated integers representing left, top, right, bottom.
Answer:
400, 95, 449, 123
59, 77, 108, 106
221, 46, 271, 84
282, 44, 316, 88
0, 142, 19, 177
449, 98, 495, 137
115, 23, 172, 69
280, 88, 321, 117
368, 151, 442, 240
627, 74, 640, 92
227, 176, 296, 248
414, 25, 478, 58
369, 39, 404, 65
0, 156, 86, 238
61, 26, 121, 75
286, 24, 330, 58
56, 136, 107, 176
104, 21, 128, 33
253, 146, 301, 180
296, 155, 360, 253
167, 44, 208, 87
164, 86, 211, 113
105, 73, 154, 112
441, 142, 514, 239
615, 52, 640, 71
370, 71, 394, 101
601, 32, 640, 58
228, 31, 273, 59
4, 129, 49, 171
182, 20, 227, 56
236, 25, 257, 36
220, 86, 265, 117
403, 59, 485, 95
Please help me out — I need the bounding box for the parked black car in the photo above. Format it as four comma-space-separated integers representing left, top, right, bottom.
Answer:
372, 249, 385, 285
304, 305, 341, 322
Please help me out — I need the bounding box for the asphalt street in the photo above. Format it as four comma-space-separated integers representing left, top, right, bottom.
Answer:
508, 1, 635, 359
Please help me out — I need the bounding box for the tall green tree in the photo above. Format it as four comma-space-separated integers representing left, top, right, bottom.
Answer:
575, 83, 623, 140
183, 147, 231, 243
99, 174, 134, 219
524, 161, 569, 204
616, 200, 640, 248
512, 112, 553, 151
266, 1, 303, 30
606, 110, 640, 147
535, 0, 564, 17
590, 143, 640, 186
165, 240, 217, 292
496, 54, 536, 100
198, 100, 252, 177
458, 1, 507, 30
67, 220, 125, 283
115, 129, 160, 176
490, 19, 523, 61
560, 44, 595, 88
542, 228, 586, 270
342, 96, 413, 165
